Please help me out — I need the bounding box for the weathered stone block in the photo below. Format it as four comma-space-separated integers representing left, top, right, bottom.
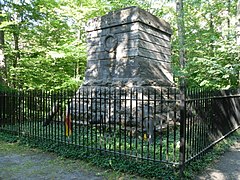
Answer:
84, 6, 173, 87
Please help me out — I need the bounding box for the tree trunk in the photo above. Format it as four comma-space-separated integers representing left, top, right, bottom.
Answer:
0, 3, 7, 85
227, 0, 231, 38
12, 30, 20, 87
237, 0, 240, 86
13, 31, 20, 68
237, 0, 240, 46
228, 0, 230, 28
0, 29, 5, 84
176, 0, 185, 71
209, 12, 214, 54
176, 0, 186, 176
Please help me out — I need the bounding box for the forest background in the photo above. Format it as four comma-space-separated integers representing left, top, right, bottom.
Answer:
0, 0, 239, 91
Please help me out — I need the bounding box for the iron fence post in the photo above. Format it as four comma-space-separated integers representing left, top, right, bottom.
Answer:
179, 84, 186, 177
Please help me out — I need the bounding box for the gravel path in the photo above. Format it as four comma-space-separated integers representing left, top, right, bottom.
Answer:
0, 142, 104, 180
0, 140, 144, 180
196, 140, 240, 180
0, 154, 104, 180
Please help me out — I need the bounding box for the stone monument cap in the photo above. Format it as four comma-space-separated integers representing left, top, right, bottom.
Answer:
86, 6, 172, 35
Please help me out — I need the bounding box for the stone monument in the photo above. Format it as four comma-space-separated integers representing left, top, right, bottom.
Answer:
71, 7, 177, 136
83, 6, 173, 87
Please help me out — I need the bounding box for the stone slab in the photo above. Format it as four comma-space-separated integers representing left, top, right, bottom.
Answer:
87, 30, 171, 49
87, 22, 171, 42
88, 38, 171, 56
84, 56, 173, 87
86, 6, 172, 35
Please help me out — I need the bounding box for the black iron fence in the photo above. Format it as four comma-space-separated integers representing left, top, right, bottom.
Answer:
0, 87, 239, 172
184, 88, 240, 164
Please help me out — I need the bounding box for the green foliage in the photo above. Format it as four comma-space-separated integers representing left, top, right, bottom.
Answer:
176, 0, 239, 89
11, 45, 87, 90
0, 0, 239, 90
184, 39, 239, 89
1, 0, 88, 90
0, 131, 19, 143
0, 82, 11, 91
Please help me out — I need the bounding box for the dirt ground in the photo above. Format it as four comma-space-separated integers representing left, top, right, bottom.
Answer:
0, 140, 143, 180
0, 144, 103, 180
196, 140, 240, 180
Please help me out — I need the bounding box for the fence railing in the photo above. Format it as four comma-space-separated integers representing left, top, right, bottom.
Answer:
0, 87, 239, 171
184, 88, 240, 164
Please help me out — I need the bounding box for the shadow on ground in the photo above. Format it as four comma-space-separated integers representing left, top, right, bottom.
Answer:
0, 139, 147, 180
196, 141, 240, 180
0, 146, 103, 180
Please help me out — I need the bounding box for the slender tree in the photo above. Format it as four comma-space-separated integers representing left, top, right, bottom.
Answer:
237, 0, 240, 86
176, 0, 185, 73
0, 1, 7, 85
176, 0, 186, 176
237, 0, 240, 46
